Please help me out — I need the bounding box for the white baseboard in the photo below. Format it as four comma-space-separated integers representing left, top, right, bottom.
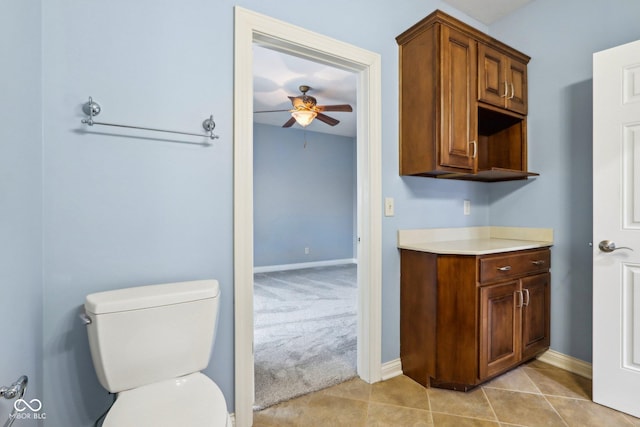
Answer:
253, 258, 357, 273
378, 351, 592, 384
537, 349, 592, 379
380, 358, 403, 381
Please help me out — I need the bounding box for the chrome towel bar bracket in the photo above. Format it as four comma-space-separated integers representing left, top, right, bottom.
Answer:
2, 376, 29, 427
81, 97, 220, 141
0, 375, 27, 400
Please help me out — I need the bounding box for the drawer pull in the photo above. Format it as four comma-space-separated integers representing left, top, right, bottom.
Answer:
497, 266, 512, 271
531, 260, 546, 266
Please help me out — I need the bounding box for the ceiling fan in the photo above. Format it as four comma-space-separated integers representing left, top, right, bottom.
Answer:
255, 85, 353, 128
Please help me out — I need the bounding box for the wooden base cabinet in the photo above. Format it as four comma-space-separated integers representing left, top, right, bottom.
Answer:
400, 248, 550, 391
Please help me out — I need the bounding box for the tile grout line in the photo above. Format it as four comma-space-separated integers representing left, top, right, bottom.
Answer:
540, 393, 570, 427
429, 409, 513, 425
480, 387, 501, 424
424, 387, 435, 425
365, 398, 431, 413
522, 366, 570, 427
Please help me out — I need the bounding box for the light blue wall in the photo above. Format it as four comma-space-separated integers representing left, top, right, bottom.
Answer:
17, 0, 639, 424
26, 1, 488, 424
41, 2, 235, 424
0, 1, 42, 425
37, 2, 490, 423
488, 0, 640, 363
253, 124, 355, 267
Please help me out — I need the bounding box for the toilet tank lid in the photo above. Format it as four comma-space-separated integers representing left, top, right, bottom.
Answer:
85, 280, 219, 315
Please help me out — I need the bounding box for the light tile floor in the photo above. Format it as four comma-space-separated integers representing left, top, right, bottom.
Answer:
254, 360, 640, 426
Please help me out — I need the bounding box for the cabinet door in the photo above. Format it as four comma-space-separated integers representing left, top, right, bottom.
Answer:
521, 273, 550, 360
478, 43, 507, 108
478, 44, 528, 115
507, 57, 528, 114
440, 25, 477, 171
479, 280, 521, 379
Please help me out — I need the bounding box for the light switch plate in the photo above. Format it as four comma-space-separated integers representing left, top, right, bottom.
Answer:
384, 197, 395, 217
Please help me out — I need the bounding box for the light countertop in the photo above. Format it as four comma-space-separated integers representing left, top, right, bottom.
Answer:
397, 226, 553, 255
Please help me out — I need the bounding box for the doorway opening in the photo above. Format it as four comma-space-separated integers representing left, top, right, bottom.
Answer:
234, 7, 382, 427
252, 50, 358, 404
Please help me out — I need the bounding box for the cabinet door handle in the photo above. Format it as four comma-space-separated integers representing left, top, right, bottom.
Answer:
523, 289, 530, 307
501, 81, 509, 98
531, 260, 545, 266
516, 290, 523, 308
497, 265, 512, 271
469, 140, 477, 159
509, 82, 515, 99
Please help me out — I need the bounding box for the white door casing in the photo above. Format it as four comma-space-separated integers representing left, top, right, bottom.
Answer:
233, 7, 382, 427
593, 39, 640, 418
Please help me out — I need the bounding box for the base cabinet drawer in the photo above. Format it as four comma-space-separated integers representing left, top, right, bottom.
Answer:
479, 249, 550, 283
400, 247, 551, 391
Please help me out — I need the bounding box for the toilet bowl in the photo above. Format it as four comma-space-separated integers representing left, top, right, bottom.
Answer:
103, 373, 230, 427
83, 280, 230, 426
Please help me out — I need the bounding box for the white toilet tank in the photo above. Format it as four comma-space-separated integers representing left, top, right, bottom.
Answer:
84, 280, 220, 393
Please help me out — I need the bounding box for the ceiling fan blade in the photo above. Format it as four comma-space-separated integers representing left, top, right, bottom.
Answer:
317, 104, 353, 112
315, 113, 340, 126
254, 109, 291, 113
282, 116, 297, 128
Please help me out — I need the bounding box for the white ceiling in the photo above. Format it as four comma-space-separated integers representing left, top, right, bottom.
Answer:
252, 1, 534, 138
443, 0, 534, 25
252, 45, 357, 138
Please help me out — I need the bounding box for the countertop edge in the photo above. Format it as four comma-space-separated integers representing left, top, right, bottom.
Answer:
397, 227, 554, 255
398, 240, 553, 255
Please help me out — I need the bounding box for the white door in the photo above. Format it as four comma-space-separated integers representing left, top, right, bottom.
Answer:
593, 39, 640, 418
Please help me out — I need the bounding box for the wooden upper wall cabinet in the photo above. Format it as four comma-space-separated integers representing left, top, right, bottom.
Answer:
396, 10, 537, 182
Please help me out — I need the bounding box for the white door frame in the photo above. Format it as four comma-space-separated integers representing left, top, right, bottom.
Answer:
233, 7, 382, 427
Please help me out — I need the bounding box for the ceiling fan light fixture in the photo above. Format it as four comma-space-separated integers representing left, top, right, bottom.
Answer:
291, 110, 317, 127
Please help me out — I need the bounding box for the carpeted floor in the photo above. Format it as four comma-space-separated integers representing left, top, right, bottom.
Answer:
253, 264, 357, 410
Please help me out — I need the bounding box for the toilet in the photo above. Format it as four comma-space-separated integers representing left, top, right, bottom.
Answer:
83, 279, 231, 426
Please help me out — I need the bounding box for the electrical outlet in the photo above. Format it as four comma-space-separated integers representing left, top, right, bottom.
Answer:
464, 200, 471, 215
304, 247, 310, 254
